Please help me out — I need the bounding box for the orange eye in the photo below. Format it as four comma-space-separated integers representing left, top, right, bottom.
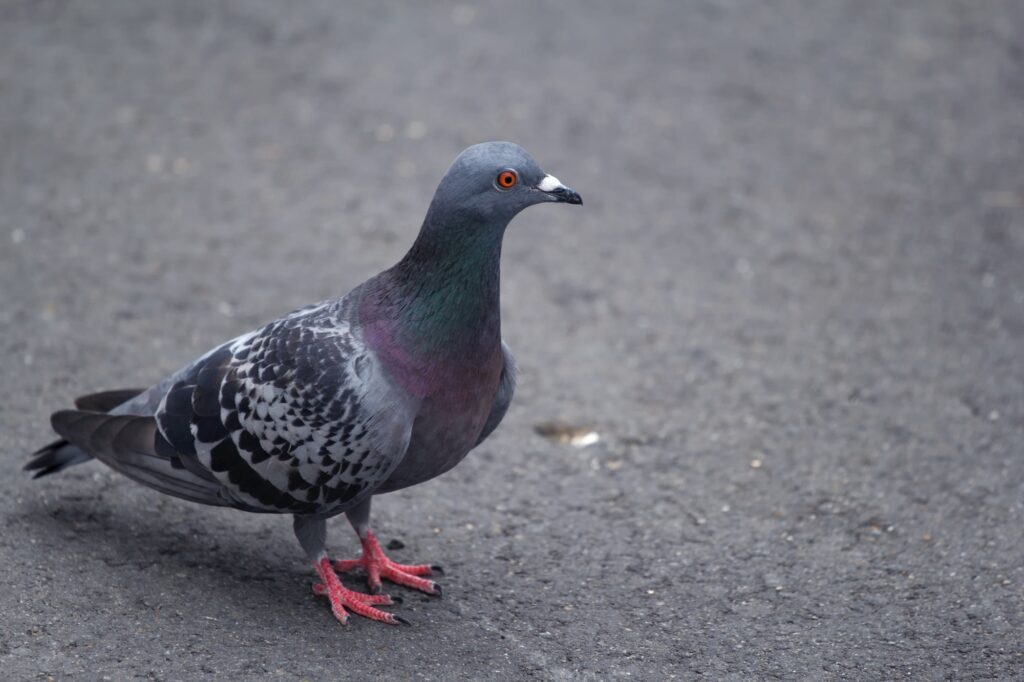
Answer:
496, 170, 518, 189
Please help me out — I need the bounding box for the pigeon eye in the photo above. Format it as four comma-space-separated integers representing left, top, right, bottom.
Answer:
496, 170, 518, 189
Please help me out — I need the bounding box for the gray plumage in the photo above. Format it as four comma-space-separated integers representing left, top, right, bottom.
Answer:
35, 299, 416, 516
27, 141, 580, 624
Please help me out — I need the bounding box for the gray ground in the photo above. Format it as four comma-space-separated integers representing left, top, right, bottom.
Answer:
2, 1, 1022, 679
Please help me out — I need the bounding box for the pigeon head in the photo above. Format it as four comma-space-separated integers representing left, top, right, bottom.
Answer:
378, 141, 581, 356
424, 141, 581, 228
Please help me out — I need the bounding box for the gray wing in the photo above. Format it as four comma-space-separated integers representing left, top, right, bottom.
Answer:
46, 302, 416, 516
154, 302, 417, 515
475, 343, 517, 446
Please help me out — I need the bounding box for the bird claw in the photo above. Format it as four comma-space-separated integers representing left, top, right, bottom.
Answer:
334, 529, 443, 596
311, 582, 394, 605
312, 557, 405, 625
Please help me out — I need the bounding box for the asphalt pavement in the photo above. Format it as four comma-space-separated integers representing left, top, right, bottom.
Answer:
1, 1, 1022, 679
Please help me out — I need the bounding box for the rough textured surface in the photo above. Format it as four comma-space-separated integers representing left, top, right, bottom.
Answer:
2, 1, 1022, 678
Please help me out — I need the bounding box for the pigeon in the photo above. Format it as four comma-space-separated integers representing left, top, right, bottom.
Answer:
26, 141, 581, 625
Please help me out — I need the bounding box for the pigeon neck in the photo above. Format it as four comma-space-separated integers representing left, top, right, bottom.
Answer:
375, 211, 507, 362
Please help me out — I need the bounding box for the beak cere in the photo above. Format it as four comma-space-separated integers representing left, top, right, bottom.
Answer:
537, 175, 582, 205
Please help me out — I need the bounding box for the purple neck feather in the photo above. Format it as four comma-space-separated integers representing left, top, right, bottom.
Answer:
358, 208, 508, 395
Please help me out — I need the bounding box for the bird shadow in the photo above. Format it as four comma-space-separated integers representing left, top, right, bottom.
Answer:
14, 493, 378, 633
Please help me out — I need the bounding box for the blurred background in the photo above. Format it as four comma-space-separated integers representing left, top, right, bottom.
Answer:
2, 1, 1022, 678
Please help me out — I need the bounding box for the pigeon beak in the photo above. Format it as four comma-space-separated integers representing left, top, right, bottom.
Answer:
536, 175, 582, 205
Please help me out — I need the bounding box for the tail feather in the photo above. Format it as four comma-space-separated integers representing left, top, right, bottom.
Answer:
50, 409, 230, 508
74, 388, 145, 413
24, 439, 91, 478
26, 388, 148, 478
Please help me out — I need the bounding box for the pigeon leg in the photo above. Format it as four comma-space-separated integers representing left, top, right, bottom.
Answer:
336, 498, 442, 596
293, 515, 405, 625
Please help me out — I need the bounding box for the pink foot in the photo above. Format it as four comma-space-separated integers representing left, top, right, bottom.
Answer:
312, 556, 407, 625
334, 530, 442, 596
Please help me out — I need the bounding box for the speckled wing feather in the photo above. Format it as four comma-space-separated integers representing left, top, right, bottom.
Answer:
155, 301, 416, 516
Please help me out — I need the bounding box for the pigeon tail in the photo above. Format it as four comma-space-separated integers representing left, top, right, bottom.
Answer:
49, 409, 231, 508
24, 440, 91, 478
25, 388, 147, 477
